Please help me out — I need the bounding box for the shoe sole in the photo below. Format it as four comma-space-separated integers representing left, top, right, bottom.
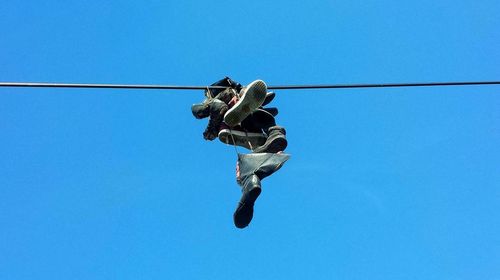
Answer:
255, 136, 288, 153
234, 187, 261, 229
218, 129, 267, 150
224, 80, 267, 127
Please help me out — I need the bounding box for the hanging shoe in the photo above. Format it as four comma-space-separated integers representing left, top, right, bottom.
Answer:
208, 76, 242, 97
218, 127, 267, 150
233, 152, 290, 228
203, 100, 228, 140
233, 174, 261, 228
191, 103, 210, 119
224, 80, 267, 127
253, 126, 288, 153
192, 77, 241, 119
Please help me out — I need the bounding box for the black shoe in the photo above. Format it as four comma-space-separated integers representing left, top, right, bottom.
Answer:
233, 152, 290, 228
203, 100, 228, 140
253, 126, 287, 153
209, 77, 242, 97
191, 103, 210, 119
194, 77, 241, 119
233, 175, 261, 229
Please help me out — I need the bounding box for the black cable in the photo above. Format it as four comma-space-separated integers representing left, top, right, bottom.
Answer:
268, 81, 500, 90
0, 82, 224, 90
0, 81, 499, 91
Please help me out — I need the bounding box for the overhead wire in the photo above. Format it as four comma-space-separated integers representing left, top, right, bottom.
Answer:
268, 81, 500, 90
0, 81, 499, 91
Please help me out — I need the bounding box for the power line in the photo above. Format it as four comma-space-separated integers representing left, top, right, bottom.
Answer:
0, 81, 499, 91
269, 81, 500, 90
0, 82, 220, 90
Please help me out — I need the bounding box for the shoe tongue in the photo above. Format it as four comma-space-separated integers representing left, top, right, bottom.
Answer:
237, 153, 290, 182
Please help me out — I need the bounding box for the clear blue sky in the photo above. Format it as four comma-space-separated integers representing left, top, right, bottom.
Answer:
1, 1, 499, 279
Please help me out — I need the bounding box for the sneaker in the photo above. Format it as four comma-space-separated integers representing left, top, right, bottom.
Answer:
224, 80, 267, 127
233, 175, 261, 229
208, 76, 242, 97
218, 128, 267, 150
191, 103, 210, 119
203, 100, 228, 140
253, 126, 288, 153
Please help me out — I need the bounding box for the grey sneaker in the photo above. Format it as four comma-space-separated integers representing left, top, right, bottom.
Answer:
218, 128, 267, 150
224, 80, 267, 127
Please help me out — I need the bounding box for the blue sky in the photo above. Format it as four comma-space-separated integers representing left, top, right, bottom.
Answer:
1, 1, 499, 279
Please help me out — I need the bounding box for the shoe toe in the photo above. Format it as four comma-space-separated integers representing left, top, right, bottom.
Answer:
233, 202, 253, 228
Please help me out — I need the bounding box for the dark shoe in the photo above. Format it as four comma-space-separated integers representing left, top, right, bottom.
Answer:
218, 128, 267, 150
233, 152, 290, 228
253, 126, 287, 153
191, 103, 210, 119
224, 80, 267, 127
233, 175, 261, 229
195, 77, 240, 118
203, 100, 228, 140
207, 77, 242, 97
262, 92, 276, 106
